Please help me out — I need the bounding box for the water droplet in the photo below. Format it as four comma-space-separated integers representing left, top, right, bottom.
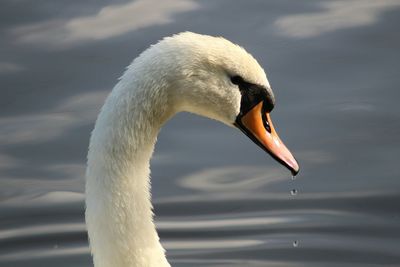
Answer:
291, 175, 296, 180
290, 189, 298, 196
293, 240, 299, 247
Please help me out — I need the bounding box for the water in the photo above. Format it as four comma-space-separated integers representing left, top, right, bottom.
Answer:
1, 0, 400, 266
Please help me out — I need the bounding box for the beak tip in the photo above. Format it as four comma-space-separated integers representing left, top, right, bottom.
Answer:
288, 159, 300, 176
290, 166, 300, 176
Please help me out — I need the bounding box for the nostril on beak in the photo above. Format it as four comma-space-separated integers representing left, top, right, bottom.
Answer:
262, 112, 271, 133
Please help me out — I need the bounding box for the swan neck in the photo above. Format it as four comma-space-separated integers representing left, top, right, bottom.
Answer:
85, 80, 172, 267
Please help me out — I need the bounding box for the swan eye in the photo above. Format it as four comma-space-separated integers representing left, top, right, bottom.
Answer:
230, 75, 243, 85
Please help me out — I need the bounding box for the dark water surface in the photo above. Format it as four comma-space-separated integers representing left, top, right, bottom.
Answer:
1, 0, 400, 266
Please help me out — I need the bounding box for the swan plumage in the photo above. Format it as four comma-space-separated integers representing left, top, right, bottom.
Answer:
86, 32, 298, 267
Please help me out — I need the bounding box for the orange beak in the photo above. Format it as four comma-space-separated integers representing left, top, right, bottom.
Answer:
236, 101, 299, 175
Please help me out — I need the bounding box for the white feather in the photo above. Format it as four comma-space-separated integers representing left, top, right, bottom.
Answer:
86, 32, 270, 267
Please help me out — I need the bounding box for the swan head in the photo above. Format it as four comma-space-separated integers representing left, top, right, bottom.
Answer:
137, 32, 299, 175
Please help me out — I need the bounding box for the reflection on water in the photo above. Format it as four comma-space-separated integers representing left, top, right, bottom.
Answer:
1, 190, 400, 266
1, 0, 400, 266
178, 166, 286, 192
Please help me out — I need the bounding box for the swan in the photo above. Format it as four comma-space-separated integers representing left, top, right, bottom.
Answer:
85, 32, 299, 267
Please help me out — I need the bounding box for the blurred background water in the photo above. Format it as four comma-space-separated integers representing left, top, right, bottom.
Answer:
1, 0, 400, 266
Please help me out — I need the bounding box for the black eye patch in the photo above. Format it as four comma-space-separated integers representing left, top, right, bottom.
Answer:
230, 75, 275, 115
230, 75, 243, 85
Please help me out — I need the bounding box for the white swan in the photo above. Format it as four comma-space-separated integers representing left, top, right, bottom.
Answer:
85, 32, 299, 267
